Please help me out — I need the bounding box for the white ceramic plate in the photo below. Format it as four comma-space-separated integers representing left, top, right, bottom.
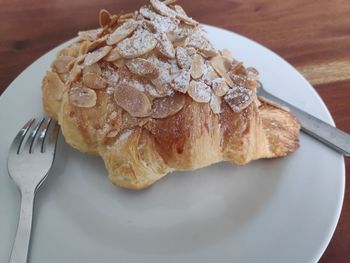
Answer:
0, 25, 345, 263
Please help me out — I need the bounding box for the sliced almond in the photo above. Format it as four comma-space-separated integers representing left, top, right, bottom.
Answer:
212, 78, 229, 96
104, 47, 122, 62
139, 6, 157, 19
116, 29, 157, 59
84, 46, 112, 66
83, 63, 102, 76
210, 55, 234, 87
83, 72, 107, 90
148, 56, 174, 96
150, 0, 197, 26
190, 54, 204, 79
188, 80, 211, 103
150, 0, 178, 17
45, 72, 67, 100
156, 32, 175, 58
51, 56, 75, 73
101, 62, 120, 83
151, 93, 186, 119
106, 19, 139, 45
68, 61, 82, 82
171, 69, 190, 93
246, 67, 259, 81
140, 8, 178, 34
224, 84, 253, 112
78, 28, 102, 42
99, 9, 111, 28
126, 58, 159, 78
175, 24, 196, 40
87, 35, 108, 52
210, 55, 231, 76
118, 13, 135, 22
210, 94, 222, 114
220, 49, 233, 62
186, 33, 208, 50
200, 43, 217, 58
206, 69, 219, 81
114, 83, 152, 117
176, 46, 192, 70
69, 85, 97, 108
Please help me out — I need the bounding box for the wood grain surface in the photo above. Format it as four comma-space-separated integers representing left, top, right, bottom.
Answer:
1, 0, 349, 262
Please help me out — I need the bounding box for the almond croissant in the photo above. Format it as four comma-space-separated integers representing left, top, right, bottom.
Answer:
42, 0, 300, 189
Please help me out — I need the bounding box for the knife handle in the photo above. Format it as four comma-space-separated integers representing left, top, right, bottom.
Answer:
258, 89, 350, 157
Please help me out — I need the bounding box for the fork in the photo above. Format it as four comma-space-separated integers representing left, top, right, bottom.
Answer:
7, 118, 59, 263
257, 81, 350, 156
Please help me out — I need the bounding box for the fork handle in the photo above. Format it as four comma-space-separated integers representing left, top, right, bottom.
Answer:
9, 190, 35, 263
259, 89, 350, 156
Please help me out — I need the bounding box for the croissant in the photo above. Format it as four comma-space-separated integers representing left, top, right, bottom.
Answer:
42, 0, 300, 189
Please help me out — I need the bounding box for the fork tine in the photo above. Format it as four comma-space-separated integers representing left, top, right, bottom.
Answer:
23, 118, 46, 153
10, 119, 36, 155
36, 118, 51, 153
44, 120, 60, 154
36, 118, 59, 153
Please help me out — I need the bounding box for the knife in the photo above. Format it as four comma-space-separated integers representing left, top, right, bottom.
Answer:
257, 81, 350, 157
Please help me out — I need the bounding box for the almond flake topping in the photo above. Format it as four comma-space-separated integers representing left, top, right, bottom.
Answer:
78, 28, 102, 42
126, 58, 159, 78
51, 0, 261, 116
151, 93, 186, 119
212, 78, 229, 96
116, 29, 157, 58
156, 32, 175, 58
99, 9, 111, 28
210, 54, 234, 87
246, 67, 259, 81
190, 54, 204, 79
69, 85, 97, 108
188, 80, 211, 103
104, 47, 122, 62
171, 69, 190, 93
83, 72, 108, 89
150, 0, 197, 25
114, 83, 152, 117
87, 35, 108, 52
84, 46, 112, 66
51, 56, 75, 73
149, 56, 174, 96
186, 32, 208, 50
83, 63, 102, 76
139, 7, 178, 33
106, 19, 139, 45
224, 84, 253, 112
176, 46, 192, 69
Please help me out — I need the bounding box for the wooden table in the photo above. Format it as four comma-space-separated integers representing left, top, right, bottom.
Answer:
1, 0, 349, 261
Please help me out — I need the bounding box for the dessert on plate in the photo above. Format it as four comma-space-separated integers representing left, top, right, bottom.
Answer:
42, 0, 300, 189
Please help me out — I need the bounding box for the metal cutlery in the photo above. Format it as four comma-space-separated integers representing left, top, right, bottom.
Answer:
7, 118, 59, 263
